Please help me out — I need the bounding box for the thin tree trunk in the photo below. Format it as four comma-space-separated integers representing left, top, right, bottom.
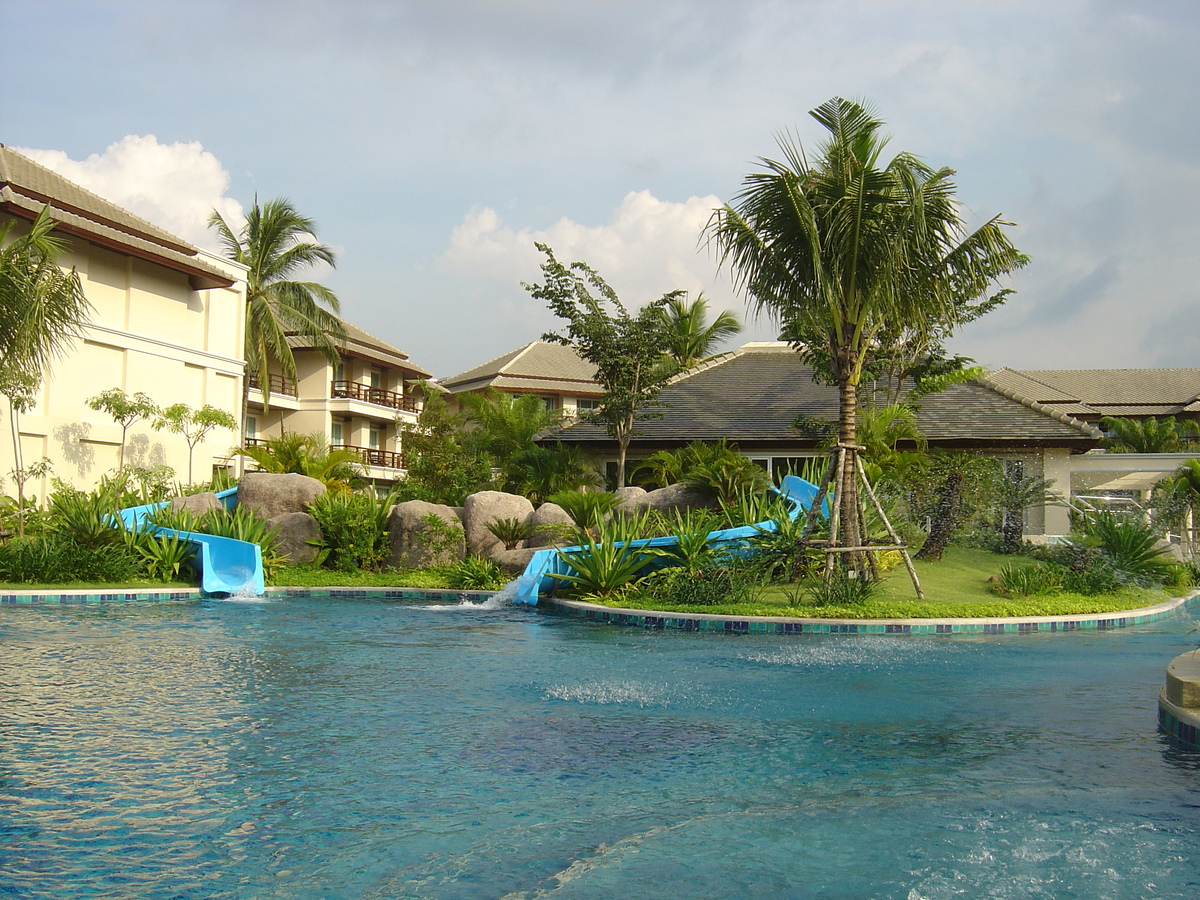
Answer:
7, 401, 25, 538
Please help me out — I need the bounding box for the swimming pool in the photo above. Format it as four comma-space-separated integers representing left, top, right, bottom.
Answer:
2, 595, 1198, 899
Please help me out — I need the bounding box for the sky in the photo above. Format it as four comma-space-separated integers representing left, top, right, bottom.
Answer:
3, 0, 1199, 379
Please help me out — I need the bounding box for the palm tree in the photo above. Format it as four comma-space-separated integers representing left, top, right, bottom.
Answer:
655, 293, 741, 371
208, 198, 346, 423
708, 97, 1026, 574
1, 206, 91, 531
239, 431, 365, 492
1100, 416, 1199, 454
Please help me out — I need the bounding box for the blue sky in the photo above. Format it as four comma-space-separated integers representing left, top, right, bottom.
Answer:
5, 0, 1198, 378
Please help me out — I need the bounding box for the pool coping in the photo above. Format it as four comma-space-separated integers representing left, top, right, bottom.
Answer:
542, 590, 1200, 635
0, 586, 494, 605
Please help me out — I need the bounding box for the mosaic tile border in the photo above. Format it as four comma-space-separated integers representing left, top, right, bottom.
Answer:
0, 586, 494, 606
545, 591, 1199, 636
1158, 695, 1200, 749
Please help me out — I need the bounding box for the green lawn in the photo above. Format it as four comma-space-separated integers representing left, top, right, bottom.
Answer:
586, 547, 1183, 619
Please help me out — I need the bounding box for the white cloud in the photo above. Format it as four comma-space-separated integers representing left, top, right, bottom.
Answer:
16, 135, 243, 251
440, 189, 747, 314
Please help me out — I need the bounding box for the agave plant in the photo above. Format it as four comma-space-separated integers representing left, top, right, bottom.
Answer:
546, 490, 622, 535
486, 517, 533, 551
550, 533, 662, 596
1082, 511, 1176, 581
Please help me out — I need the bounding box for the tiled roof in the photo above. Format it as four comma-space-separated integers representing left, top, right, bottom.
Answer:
549, 346, 1101, 449
987, 367, 1200, 419
0, 144, 235, 289
442, 341, 602, 395
288, 319, 433, 377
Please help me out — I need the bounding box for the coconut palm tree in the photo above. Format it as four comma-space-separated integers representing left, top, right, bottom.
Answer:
655, 293, 741, 372
208, 198, 345, 422
1100, 416, 1199, 454
708, 97, 1026, 574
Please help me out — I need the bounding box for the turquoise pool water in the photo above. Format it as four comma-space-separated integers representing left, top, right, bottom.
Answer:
2, 595, 1198, 899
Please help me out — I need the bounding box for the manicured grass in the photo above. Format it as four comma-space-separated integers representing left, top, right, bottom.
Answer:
0, 580, 194, 591
269, 565, 452, 589
585, 548, 1185, 619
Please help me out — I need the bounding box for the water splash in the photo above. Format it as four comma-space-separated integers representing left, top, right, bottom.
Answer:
416, 579, 519, 611
215, 590, 272, 604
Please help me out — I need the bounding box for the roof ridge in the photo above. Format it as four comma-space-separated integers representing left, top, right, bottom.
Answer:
979, 374, 1103, 438
664, 349, 739, 386
502, 341, 539, 375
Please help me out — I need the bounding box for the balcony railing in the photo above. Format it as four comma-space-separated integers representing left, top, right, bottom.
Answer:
246, 372, 298, 397
343, 445, 406, 470
330, 380, 418, 412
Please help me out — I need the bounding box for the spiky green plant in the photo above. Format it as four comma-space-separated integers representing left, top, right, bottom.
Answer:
551, 533, 662, 596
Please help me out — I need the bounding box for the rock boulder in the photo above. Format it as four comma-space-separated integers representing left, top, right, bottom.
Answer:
267, 512, 322, 565
386, 500, 466, 569
168, 491, 222, 517
462, 491, 536, 558
238, 472, 325, 519
526, 502, 576, 548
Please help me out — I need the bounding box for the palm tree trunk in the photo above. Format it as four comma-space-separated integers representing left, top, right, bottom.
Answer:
837, 377, 865, 574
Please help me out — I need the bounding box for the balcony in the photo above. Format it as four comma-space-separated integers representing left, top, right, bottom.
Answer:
330, 380, 417, 413
247, 372, 298, 397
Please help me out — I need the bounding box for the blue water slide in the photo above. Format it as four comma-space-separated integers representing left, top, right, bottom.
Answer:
510, 474, 825, 606
117, 487, 265, 596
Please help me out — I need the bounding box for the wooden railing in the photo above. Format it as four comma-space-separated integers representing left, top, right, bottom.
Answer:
246, 372, 298, 397
330, 380, 417, 412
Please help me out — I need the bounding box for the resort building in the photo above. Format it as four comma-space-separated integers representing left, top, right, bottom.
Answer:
244, 321, 435, 490
1, 144, 248, 495
545, 342, 1105, 540
441, 340, 603, 415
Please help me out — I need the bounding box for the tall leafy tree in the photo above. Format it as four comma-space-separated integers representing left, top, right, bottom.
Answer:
708, 97, 1026, 572
525, 243, 679, 488
654, 293, 741, 372
208, 198, 345, 421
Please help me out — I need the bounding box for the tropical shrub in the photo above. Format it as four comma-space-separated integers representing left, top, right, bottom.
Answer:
991, 562, 1063, 598
547, 490, 622, 535
0, 533, 140, 583
308, 490, 394, 572
1081, 511, 1176, 582
128, 531, 196, 582
240, 432, 365, 491
414, 512, 466, 562
551, 533, 662, 596
486, 517, 532, 551
635, 558, 758, 606
504, 442, 601, 504
801, 572, 878, 606
445, 556, 507, 591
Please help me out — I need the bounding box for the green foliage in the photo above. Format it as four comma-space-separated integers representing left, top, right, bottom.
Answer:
144, 503, 286, 582
527, 243, 681, 487
240, 431, 364, 490
1101, 416, 1199, 454
128, 530, 196, 583
551, 533, 663, 596
444, 556, 507, 591
1081, 511, 1176, 581
0, 533, 140, 584
48, 478, 128, 548
632, 441, 769, 503
396, 388, 492, 505
486, 516, 532, 551
799, 572, 878, 606
270, 564, 451, 589
635, 558, 758, 606
653, 509, 723, 572
908, 452, 1005, 561
746, 507, 819, 584
505, 442, 601, 505
459, 389, 562, 482
546, 490, 621, 534
307, 490, 394, 572
991, 561, 1064, 598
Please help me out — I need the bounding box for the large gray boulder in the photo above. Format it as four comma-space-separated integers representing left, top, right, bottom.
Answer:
462, 491, 536, 558
525, 502, 575, 548
267, 512, 322, 565
386, 500, 466, 569
620, 482, 717, 517
168, 491, 222, 517
492, 547, 541, 575
238, 472, 325, 519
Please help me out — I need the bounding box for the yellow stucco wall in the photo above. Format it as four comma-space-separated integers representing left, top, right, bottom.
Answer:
1, 219, 248, 498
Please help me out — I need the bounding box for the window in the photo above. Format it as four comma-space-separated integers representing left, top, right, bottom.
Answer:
331, 421, 344, 446
245, 415, 258, 440
370, 368, 383, 389
575, 397, 601, 411
334, 362, 346, 382
368, 427, 383, 450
